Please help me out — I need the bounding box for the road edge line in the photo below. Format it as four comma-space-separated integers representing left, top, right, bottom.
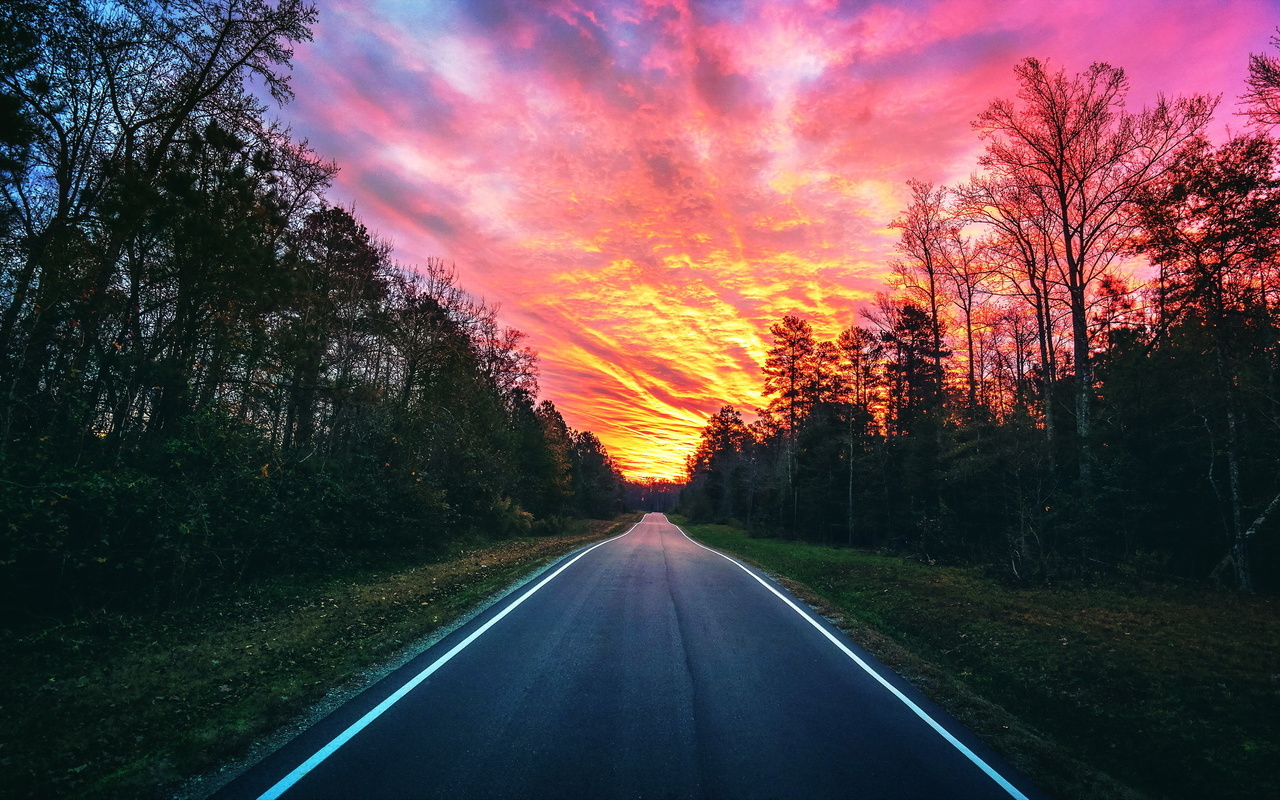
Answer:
671, 520, 1030, 800
254, 520, 645, 800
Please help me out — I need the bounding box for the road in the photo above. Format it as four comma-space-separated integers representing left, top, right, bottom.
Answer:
213, 513, 1045, 800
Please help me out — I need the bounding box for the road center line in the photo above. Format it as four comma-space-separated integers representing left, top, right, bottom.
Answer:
672, 521, 1030, 800
255, 521, 644, 800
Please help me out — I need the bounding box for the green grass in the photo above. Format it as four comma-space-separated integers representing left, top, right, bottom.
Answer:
0, 514, 641, 800
679, 519, 1280, 800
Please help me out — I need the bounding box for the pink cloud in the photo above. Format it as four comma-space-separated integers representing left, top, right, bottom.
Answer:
281, 0, 1280, 479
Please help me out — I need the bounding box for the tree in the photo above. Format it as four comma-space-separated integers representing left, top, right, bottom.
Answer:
0, 0, 319, 445
0, 0, 629, 618
1132, 133, 1280, 591
686, 405, 752, 523
975, 58, 1214, 483
759, 315, 842, 532
958, 172, 1065, 465
835, 325, 882, 413
282, 206, 390, 449
761, 315, 819, 434
938, 220, 993, 412
569, 430, 623, 518
890, 180, 950, 391
528, 399, 574, 517
834, 326, 881, 544
0, 1, 37, 229
875, 297, 947, 437
1244, 28, 1280, 126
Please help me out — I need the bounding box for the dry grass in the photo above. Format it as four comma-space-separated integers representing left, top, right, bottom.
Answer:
1, 515, 639, 800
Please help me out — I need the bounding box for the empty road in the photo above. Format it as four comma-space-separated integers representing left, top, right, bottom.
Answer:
213, 513, 1044, 799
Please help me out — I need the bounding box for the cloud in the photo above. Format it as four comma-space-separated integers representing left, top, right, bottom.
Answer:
283, 0, 1278, 479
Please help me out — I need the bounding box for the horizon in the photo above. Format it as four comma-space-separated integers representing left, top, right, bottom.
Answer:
276, 0, 1278, 480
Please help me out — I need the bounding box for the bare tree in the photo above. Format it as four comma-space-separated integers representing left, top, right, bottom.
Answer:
1244, 29, 1280, 126
958, 173, 1066, 468
938, 218, 994, 412
975, 58, 1214, 483
889, 179, 950, 390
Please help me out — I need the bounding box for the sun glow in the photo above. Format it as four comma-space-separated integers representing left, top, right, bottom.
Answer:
284, 0, 1274, 480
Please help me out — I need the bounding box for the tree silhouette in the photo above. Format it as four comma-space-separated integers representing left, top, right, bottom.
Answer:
0, 1, 627, 613
975, 58, 1214, 483
1132, 133, 1280, 590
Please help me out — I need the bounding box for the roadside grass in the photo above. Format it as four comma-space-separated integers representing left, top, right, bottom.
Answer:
0, 514, 640, 800
679, 519, 1280, 800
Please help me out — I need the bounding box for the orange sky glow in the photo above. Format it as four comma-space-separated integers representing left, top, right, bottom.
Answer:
281, 0, 1278, 480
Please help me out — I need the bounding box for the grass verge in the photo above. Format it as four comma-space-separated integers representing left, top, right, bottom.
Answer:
0, 513, 641, 800
677, 518, 1280, 800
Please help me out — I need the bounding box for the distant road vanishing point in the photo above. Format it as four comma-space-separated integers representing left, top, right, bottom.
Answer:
213, 513, 1045, 800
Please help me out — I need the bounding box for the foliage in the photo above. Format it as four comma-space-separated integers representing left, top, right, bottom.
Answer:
681, 57, 1280, 593
0, 0, 624, 618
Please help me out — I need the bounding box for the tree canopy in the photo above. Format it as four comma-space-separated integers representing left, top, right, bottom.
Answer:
0, 0, 624, 615
683, 56, 1280, 593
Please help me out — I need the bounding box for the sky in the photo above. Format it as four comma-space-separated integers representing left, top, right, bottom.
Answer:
278, 0, 1279, 481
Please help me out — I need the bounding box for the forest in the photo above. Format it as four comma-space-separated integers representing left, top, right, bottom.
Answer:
682, 51, 1280, 593
0, 0, 624, 617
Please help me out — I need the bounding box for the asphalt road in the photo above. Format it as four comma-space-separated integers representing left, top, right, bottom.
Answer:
212, 513, 1045, 800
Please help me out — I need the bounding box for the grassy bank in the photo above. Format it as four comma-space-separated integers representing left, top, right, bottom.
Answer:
679, 519, 1280, 800
1, 514, 641, 800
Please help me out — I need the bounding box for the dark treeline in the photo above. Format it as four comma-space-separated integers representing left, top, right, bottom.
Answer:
623, 479, 684, 513
0, 1, 623, 615
682, 53, 1280, 592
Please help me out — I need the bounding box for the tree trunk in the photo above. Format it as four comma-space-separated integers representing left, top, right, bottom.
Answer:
847, 411, 855, 547
965, 304, 977, 410
1030, 270, 1057, 478
1211, 312, 1249, 590
1069, 283, 1092, 485
1210, 487, 1280, 592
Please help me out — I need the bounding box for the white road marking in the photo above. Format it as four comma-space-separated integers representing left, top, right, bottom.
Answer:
255, 520, 646, 800
670, 517, 1031, 800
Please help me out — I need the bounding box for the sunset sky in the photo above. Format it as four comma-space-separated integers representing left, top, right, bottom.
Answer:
280, 0, 1278, 480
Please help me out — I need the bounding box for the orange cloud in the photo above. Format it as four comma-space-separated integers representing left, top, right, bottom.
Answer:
282, 0, 1276, 479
